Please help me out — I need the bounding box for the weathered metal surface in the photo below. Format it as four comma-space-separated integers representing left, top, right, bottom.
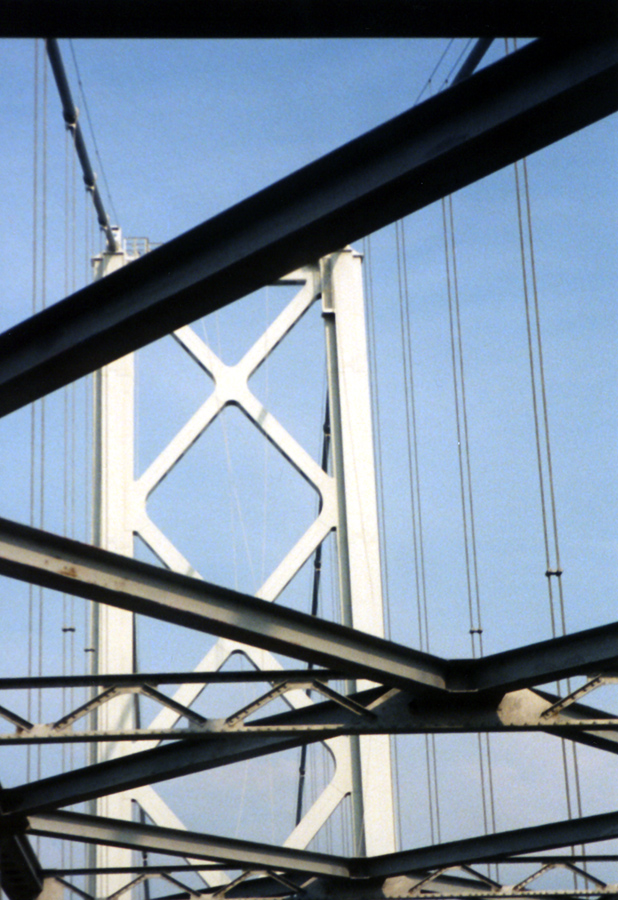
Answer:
25, 812, 350, 880
0, 516, 448, 693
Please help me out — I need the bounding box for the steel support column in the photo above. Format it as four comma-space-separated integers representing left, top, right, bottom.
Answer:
90, 240, 136, 898
322, 249, 396, 855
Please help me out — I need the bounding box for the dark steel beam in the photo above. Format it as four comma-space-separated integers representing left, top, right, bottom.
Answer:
0, 669, 342, 690
0, 833, 43, 900
453, 621, 618, 692
25, 811, 349, 879
1, 0, 617, 37
0, 683, 616, 750
0, 516, 448, 693
357, 810, 618, 878
0, 730, 325, 815
0, 34, 617, 418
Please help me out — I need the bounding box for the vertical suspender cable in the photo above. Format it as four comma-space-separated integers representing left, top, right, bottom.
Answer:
28, 36, 40, 786
442, 194, 498, 864
507, 34, 585, 868
36, 45, 48, 792
395, 219, 440, 844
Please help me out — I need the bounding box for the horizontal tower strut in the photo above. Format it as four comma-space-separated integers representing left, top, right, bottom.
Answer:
0, 34, 616, 417
1, 0, 617, 37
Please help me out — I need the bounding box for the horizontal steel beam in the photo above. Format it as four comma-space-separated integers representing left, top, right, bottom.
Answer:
0, 35, 617, 418
0, 516, 447, 693
454, 621, 618, 692
25, 811, 349, 879
1, 1, 617, 37
2, 684, 616, 750
2, 685, 615, 814
359, 810, 618, 878
0, 668, 342, 690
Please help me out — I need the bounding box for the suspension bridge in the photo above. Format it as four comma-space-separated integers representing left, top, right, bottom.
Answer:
0, 6, 617, 900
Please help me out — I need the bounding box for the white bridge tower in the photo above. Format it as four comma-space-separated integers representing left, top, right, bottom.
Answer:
91, 237, 396, 896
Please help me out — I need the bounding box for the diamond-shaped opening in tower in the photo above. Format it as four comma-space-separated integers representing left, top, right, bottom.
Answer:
146, 404, 321, 598
197, 280, 306, 367
249, 289, 326, 466
135, 331, 215, 477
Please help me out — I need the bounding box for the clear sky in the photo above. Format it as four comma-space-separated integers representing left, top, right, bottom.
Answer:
0, 36, 616, 886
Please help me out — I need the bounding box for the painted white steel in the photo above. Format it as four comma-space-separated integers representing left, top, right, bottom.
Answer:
92, 256, 394, 891
322, 249, 397, 856
92, 245, 136, 897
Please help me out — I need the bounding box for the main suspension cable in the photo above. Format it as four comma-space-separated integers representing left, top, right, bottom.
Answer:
46, 39, 118, 253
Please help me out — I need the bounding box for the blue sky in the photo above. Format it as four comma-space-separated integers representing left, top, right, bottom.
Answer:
0, 36, 616, 881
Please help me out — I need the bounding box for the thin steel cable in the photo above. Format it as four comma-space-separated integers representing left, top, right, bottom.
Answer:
28, 36, 40, 784
441, 38, 473, 88
442, 198, 475, 642
443, 195, 489, 832
37, 45, 49, 789
506, 44, 577, 867
396, 221, 424, 650
400, 219, 431, 652
519, 122, 586, 869
442, 194, 498, 850
448, 196, 484, 653
414, 39, 455, 105
395, 219, 441, 847
514, 158, 555, 632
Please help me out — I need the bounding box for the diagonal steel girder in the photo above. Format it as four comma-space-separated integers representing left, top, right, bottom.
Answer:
359, 810, 618, 878
0, 518, 616, 696
23, 811, 349, 880
2, 0, 617, 38
22, 808, 618, 881
0, 34, 617, 418
0, 516, 447, 692
451, 621, 618, 692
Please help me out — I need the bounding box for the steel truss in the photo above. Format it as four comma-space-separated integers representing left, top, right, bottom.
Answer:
0, 19, 617, 900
